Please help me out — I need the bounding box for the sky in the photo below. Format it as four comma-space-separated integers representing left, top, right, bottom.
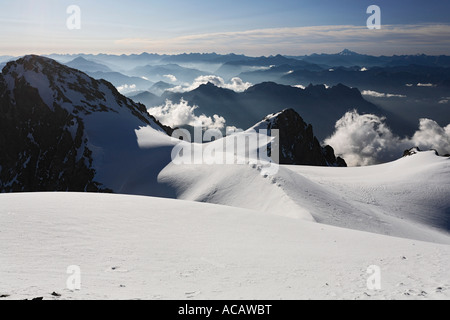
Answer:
0, 0, 450, 56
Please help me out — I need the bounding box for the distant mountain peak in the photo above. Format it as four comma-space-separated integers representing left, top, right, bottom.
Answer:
204, 81, 217, 87
71, 56, 89, 62
65, 56, 112, 73
194, 82, 234, 93
338, 49, 359, 56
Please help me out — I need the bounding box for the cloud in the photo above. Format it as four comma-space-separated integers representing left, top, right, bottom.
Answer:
417, 83, 436, 87
249, 66, 274, 71
411, 119, 450, 152
362, 90, 406, 98
115, 24, 450, 56
163, 74, 177, 82
117, 84, 136, 93
168, 75, 252, 93
439, 99, 449, 104
148, 99, 226, 130
324, 110, 450, 166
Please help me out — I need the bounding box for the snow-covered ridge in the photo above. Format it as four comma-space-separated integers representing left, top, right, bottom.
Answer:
2, 55, 159, 125
159, 150, 450, 243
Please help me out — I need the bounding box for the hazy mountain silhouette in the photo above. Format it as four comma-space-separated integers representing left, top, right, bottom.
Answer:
130, 64, 208, 83
281, 64, 450, 91
162, 82, 409, 140
149, 81, 176, 96
86, 71, 154, 92
65, 57, 112, 73
288, 49, 450, 68
128, 91, 163, 107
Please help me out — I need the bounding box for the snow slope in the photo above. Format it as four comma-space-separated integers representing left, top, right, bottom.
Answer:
283, 152, 450, 242
159, 150, 450, 244
0, 192, 448, 300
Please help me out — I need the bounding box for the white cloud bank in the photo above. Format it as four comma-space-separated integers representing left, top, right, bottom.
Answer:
417, 83, 436, 87
325, 111, 450, 166
163, 74, 177, 82
362, 90, 406, 98
168, 75, 252, 93
117, 84, 136, 93
148, 99, 226, 130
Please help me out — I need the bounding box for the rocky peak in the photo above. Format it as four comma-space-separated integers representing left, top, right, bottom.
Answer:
252, 108, 347, 167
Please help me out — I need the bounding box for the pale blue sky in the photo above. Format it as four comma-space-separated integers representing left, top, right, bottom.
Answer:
1, 0, 449, 55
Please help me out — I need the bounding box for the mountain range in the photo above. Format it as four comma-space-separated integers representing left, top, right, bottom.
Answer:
38, 50, 450, 69
8, 50, 439, 131
0, 55, 345, 194
158, 81, 409, 140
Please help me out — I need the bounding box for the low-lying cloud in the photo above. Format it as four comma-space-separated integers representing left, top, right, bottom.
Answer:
417, 83, 436, 87
148, 99, 226, 130
163, 74, 177, 82
168, 75, 252, 93
325, 110, 450, 166
117, 84, 136, 94
362, 90, 406, 98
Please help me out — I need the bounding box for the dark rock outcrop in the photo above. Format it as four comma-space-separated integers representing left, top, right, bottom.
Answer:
254, 108, 347, 167
403, 147, 422, 157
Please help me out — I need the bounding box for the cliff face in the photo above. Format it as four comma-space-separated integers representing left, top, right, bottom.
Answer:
252, 108, 347, 167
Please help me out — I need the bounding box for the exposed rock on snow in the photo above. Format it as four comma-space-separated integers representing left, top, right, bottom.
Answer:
251, 109, 346, 167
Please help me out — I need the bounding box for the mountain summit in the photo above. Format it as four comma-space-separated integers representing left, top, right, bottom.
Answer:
338, 49, 359, 56
0, 55, 173, 193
